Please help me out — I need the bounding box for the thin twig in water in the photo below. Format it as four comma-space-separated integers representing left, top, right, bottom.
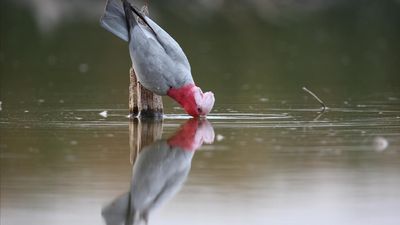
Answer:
302, 86, 327, 112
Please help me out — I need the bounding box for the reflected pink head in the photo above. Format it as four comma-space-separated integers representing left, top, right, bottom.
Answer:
167, 84, 215, 117
167, 118, 215, 151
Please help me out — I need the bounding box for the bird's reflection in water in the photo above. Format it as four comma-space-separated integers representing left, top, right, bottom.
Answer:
102, 118, 215, 225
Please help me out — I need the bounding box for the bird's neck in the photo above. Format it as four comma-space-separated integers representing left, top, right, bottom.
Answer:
167, 84, 197, 116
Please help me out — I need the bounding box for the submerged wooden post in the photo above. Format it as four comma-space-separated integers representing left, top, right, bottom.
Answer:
129, 68, 139, 116
129, 68, 163, 118
129, 119, 163, 164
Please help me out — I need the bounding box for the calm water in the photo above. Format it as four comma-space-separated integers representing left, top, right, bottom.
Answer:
1, 1, 400, 224
1, 89, 400, 225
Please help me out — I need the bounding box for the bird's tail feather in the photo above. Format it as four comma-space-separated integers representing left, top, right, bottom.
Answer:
124, 1, 157, 37
100, 0, 129, 42
101, 0, 157, 42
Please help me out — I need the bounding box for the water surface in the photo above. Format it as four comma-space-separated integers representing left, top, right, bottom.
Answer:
1, 91, 399, 225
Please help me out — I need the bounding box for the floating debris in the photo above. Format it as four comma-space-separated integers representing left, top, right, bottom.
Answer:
302, 86, 327, 111
24, 110, 29, 113
216, 134, 225, 142
373, 137, 389, 152
99, 111, 108, 118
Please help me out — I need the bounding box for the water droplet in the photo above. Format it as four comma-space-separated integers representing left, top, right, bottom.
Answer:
216, 134, 224, 141
373, 137, 388, 152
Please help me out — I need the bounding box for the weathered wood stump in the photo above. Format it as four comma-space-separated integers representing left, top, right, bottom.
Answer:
129, 68, 163, 118
129, 118, 163, 164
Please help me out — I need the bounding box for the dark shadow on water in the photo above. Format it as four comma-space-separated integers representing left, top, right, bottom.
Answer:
101, 118, 215, 225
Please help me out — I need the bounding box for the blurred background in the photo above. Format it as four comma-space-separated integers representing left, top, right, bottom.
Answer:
1, 0, 400, 108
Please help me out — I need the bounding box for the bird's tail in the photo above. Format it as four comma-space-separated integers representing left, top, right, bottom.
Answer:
100, 0, 156, 42
123, 1, 157, 36
100, 0, 130, 42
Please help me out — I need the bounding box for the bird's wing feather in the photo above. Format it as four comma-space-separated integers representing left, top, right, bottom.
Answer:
144, 17, 191, 71
101, 0, 191, 72
125, 3, 191, 71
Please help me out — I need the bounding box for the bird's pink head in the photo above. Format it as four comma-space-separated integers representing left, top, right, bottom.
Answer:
168, 84, 215, 117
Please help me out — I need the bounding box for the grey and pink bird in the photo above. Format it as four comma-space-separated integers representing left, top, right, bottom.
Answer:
100, 0, 215, 117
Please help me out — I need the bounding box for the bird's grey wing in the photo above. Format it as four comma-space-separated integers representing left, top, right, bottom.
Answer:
100, 0, 129, 42
122, 2, 194, 91
126, 5, 191, 71
138, 16, 195, 87
128, 23, 193, 92
128, 27, 178, 94
145, 16, 191, 71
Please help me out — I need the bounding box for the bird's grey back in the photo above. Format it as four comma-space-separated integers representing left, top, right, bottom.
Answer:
100, 0, 194, 95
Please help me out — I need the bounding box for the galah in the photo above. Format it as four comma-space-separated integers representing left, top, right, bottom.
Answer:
102, 119, 215, 225
100, 0, 215, 117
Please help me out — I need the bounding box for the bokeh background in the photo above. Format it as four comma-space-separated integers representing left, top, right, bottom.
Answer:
1, 0, 400, 109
